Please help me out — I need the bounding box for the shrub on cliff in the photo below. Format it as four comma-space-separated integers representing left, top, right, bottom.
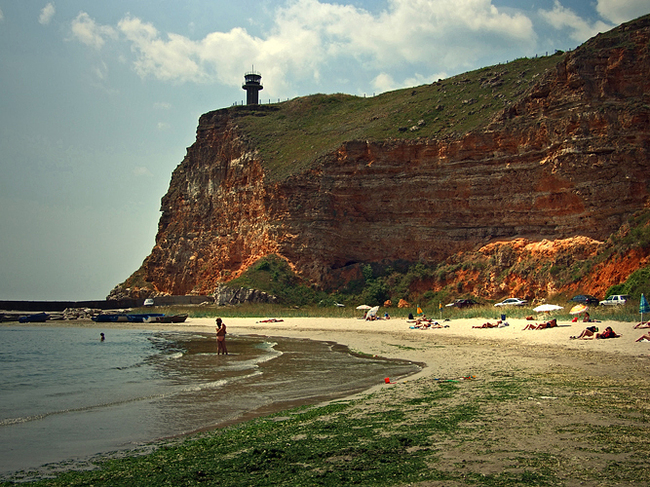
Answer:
225, 255, 325, 306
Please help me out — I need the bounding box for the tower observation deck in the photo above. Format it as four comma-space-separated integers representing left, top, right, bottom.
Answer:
242, 71, 263, 105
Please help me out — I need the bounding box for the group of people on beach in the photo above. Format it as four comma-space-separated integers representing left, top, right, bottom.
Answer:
634, 321, 650, 342
408, 314, 448, 329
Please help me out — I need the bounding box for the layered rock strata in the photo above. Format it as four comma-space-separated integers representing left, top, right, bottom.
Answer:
125, 16, 650, 298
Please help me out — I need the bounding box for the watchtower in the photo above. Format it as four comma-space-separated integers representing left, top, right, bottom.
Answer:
242, 70, 263, 105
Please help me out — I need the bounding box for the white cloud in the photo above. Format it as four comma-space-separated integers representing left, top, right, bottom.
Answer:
372, 71, 446, 93
71, 11, 116, 49
263, 0, 536, 86
118, 15, 209, 82
153, 101, 171, 109
597, 0, 650, 25
372, 73, 398, 93
133, 166, 153, 177
39, 3, 55, 25
72, 1, 538, 94
0, 7, 4, 22
540, 1, 614, 42
91, 60, 106, 78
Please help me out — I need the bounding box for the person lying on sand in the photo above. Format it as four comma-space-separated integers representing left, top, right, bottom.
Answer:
635, 332, 650, 342
570, 326, 619, 340
410, 317, 448, 329
473, 321, 499, 328
256, 318, 284, 323
634, 321, 650, 329
595, 326, 620, 339
524, 318, 558, 330
570, 325, 598, 339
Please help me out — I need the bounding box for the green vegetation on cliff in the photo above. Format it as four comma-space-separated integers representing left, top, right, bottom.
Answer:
226, 209, 650, 314
226, 255, 324, 306
233, 53, 564, 181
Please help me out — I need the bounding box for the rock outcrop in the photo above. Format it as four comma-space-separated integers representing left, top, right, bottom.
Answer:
213, 285, 278, 306
119, 15, 650, 299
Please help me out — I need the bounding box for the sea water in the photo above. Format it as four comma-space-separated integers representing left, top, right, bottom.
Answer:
0, 325, 420, 478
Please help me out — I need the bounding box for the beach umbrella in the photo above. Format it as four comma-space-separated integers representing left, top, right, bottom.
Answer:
533, 304, 563, 313
356, 304, 371, 318
570, 304, 588, 315
640, 294, 650, 322
366, 306, 380, 320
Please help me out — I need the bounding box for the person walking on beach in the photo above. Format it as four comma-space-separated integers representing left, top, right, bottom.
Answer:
216, 318, 228, 355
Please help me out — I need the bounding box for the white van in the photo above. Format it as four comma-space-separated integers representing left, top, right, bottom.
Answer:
599, 294, 629, 306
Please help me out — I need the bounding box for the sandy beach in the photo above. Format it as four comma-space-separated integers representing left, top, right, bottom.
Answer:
153, 315, 650, 383
5, 315, 650, 485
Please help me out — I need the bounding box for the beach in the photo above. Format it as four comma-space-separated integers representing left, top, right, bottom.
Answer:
174, 314, 650, 382
4, 315, 650, 485
154, 315, 650, 486
32, 313, 650, 401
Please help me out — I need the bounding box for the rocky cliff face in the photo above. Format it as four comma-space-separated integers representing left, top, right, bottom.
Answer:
117, 16, 650, 299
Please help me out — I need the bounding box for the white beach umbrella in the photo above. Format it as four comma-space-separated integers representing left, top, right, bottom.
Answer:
356, 305, 372, 310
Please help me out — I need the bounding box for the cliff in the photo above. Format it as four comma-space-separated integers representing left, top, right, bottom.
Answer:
113, 15, 650, 301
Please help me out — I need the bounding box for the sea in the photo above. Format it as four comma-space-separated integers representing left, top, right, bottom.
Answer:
0, 325, 420, 479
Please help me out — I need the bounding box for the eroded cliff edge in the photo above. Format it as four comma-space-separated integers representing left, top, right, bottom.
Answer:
115, 15, 650, 300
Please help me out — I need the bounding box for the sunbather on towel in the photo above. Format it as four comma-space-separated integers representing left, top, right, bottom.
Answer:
473, 321, 499, 328
634, 321, 650, 329
570, 325, 598, 339
524, 318, 557, 330
596, 326, 620, 339
635, 332, 650, 342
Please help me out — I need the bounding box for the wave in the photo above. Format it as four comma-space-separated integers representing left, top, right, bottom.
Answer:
0, 392, 170, 428
0, 366, 268, 429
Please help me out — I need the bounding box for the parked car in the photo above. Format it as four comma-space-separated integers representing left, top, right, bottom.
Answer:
445, 298, 478, 308
599, 294, 630, 306
569, 294, 600, 306
494, 298, 527, 307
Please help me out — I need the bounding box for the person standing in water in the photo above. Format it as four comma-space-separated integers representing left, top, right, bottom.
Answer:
216, 318, 228, 355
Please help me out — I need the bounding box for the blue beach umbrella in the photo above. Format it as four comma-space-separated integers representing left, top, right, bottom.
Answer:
640, 294, 650, 322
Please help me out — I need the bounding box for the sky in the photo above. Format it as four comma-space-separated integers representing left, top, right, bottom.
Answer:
1, 0, 649, 301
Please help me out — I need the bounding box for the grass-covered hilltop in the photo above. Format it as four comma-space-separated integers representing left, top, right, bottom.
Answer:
234, 53, 562, 181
